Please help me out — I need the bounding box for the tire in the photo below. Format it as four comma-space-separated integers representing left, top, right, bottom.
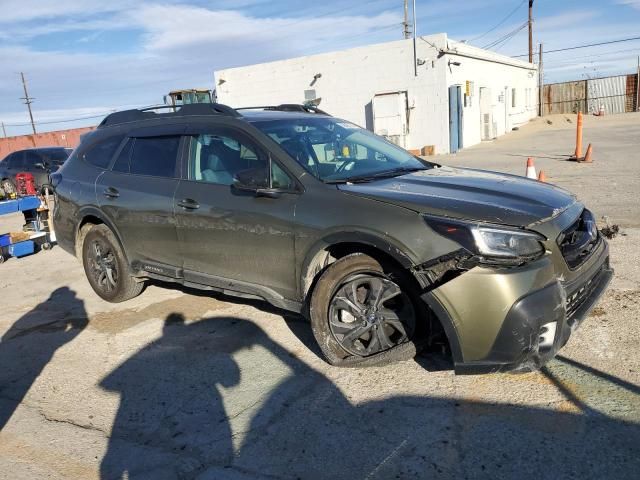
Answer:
309, 253, 424, 367
82, 224, 144, 303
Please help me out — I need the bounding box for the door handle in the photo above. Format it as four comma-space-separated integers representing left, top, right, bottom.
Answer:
103, 187, 119, 199
177, 198, 200, 210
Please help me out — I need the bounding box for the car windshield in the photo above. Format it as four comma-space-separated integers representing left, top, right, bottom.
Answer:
250, 117, 433, 183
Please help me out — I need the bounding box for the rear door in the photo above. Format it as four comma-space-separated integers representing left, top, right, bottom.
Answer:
174, 123, 299, 298
97, 133, 185, 275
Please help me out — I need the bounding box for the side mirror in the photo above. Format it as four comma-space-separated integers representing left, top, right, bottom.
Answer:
233, 167, 280, 198
34, 162, 46, 170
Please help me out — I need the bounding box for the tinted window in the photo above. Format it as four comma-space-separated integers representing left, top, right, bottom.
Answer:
24, 151, 43, 168
83, 136, 124, 169
2, 152, 19, 168
112, 139, 133, 173
190, 133, 267, 186
130, 136, 180, 177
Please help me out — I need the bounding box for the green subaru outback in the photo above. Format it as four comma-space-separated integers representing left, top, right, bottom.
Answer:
52, 103, 612, 373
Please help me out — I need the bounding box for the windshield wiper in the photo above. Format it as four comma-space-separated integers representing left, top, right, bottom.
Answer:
325, 166, 429, 184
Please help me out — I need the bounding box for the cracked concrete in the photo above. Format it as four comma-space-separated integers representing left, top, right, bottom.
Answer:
0, 114, 639, 479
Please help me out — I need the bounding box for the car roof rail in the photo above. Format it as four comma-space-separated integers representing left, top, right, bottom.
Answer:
236, 104, 330, 116
98, 103, 241, 128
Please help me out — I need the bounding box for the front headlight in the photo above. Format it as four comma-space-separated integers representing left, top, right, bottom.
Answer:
471, 226, 544, 258
425, 216, 546, 264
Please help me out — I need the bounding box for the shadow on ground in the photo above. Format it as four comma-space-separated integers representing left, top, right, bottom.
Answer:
0, 287, 88, 430
97, 312, 640, 480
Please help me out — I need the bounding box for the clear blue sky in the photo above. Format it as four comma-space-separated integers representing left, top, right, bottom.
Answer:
1, 0, 639, 136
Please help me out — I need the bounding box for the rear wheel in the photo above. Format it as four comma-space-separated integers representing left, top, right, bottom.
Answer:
310, 253, 422, 367
82, 225, 144, 303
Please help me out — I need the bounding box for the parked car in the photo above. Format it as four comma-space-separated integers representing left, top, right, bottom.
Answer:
0, 147, 71, 194
51, 103, 612, 373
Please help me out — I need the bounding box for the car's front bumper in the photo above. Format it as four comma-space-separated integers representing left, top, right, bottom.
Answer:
421, 238, 612, 374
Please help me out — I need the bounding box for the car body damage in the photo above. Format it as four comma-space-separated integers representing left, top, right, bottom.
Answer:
53, 105, 613, 372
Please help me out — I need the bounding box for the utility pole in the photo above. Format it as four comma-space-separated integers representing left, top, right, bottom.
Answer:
528, 1, 534, 63
412, 0, 418, 76
1, 122, 6, 138
538, 43, 544, 117
20, 72, 37, 135
403, 0, 411, 39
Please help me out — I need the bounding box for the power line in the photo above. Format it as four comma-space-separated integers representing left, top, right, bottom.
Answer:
483, 21, 528, 50
3, 111, 113, 128
470, 0, 526, 43
513, 36, 640, 57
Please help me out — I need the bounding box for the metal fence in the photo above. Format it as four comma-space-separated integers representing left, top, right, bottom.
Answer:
542, 74, 639, 115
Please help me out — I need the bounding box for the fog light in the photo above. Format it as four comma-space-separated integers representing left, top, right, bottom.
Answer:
538, 322, 557, 349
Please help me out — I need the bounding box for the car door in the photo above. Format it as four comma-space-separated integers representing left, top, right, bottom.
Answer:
96, 132, 185, 276
174, 124, 299, 299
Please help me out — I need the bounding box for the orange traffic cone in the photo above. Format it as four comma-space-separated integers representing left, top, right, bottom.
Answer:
538, 170, 547, 182
582, 144, 593, 163
525, 157, 537, 179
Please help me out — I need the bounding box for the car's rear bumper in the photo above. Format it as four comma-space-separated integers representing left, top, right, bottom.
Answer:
421, 240, 612, 374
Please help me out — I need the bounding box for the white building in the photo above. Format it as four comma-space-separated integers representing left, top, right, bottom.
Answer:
215, 33, 538, 155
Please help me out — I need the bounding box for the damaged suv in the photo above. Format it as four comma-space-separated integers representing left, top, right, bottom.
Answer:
52, 103, 612, 373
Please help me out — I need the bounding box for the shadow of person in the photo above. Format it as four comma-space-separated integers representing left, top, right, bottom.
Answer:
100, 313, 246, 479
0, 287, 88, 430
99, 311, 640, 480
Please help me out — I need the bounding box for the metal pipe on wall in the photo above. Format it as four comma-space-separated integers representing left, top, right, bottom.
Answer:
412, 0, 417, 77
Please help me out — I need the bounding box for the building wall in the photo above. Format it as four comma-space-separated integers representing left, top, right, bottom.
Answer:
445, 40, 538, 148
0, 126, 95, 159
216, 34, 536, 154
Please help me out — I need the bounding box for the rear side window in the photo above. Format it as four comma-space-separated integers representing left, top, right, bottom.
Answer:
129, 136, 181, 178
24, 151, 43, 168
83, 136, 124, 169
112, 139, 133, 173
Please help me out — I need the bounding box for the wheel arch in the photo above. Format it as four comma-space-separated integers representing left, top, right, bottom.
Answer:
75, 207, 129, 265
300, 232, 417, 301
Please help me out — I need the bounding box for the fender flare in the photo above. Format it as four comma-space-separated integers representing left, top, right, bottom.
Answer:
299, 230, 416, 298
75, 206, 130, 266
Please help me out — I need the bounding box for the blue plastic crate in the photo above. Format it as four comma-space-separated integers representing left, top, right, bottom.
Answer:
8, 240, 35, 258
0, 234, 10, 248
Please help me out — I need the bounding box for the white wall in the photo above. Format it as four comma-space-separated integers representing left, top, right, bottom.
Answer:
444, 40, 538, 149
215, 34, 537, 154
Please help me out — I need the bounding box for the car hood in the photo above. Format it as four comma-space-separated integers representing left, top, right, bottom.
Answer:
338, 166, 578, 227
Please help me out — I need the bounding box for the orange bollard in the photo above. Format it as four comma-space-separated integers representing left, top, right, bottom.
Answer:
538, 170, 547, 182
575, 111, 583, 159
582, 144, 593, 163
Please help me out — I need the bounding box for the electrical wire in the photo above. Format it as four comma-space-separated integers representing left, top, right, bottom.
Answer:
3, 112, 114, 127
470, 0, 527, 43
483, 21, 528, 50
513, 35, 640, 57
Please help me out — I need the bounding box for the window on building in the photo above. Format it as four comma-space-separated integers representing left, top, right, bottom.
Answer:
83, 136, 124, 169
512, 88, 517, 108
129, 136, 181, 177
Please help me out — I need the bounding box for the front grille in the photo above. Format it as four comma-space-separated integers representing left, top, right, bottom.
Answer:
566, 259, 608, 320
557, 209, 600, 269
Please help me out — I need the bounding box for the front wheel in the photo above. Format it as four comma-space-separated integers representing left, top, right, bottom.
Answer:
310, 253, 422, 367
82, 225, 144, 303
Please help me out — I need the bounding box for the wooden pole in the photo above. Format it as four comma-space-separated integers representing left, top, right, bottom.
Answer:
528, 1, 534, 63
538, 43, 544, 117
1, 122, 6, 138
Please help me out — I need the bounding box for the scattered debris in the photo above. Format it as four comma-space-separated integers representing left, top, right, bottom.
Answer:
600, 216, 622, 239
546, 119, 553, 125
566, 117, 573, 123
600, 224, 620, 240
